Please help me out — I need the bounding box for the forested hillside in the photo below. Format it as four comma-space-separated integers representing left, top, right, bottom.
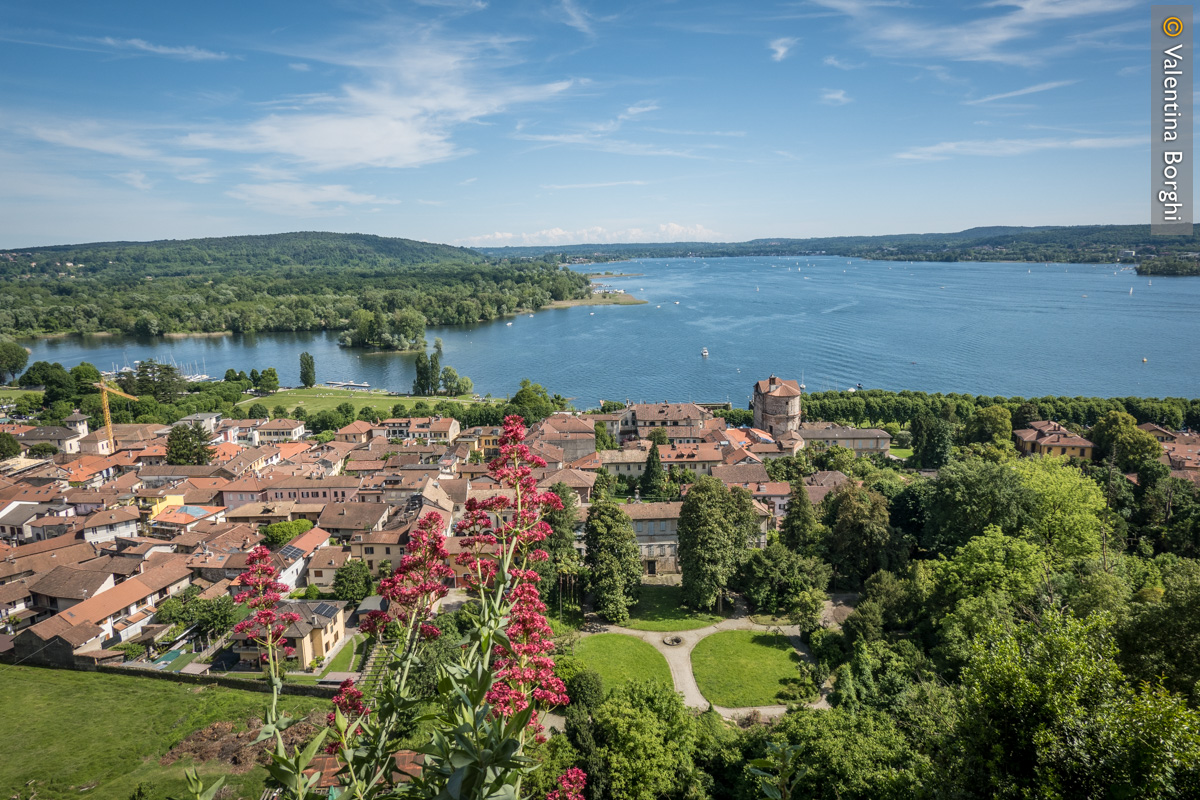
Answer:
477, 224, 1200, 268
0, 232, 591, 339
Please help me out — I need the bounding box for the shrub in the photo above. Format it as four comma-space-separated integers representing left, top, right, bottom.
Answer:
808, 627, 848, 667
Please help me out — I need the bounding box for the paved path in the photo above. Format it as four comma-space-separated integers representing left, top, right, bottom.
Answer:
579, 597, 836, 720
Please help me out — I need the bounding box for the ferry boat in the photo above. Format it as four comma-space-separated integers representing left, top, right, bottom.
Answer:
701, 348, 709, 358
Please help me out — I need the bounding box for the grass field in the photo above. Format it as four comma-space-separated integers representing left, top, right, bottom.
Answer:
0, 665, 329, 799
234, 387, 483, 416
691, 631, 804, 707
574, 634, 671, 690
889, 447, 914, 460
624, 585, 729, 632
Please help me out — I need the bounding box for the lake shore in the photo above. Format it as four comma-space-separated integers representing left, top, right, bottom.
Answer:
547, 292, 646, 309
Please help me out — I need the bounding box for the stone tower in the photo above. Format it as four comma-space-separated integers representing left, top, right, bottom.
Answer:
751, 375, 802, 437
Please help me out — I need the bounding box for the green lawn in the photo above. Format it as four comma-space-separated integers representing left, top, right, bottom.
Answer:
691, 631, 804, 707
235, 387, 483, 417
0, 665, 330, 800
889, 447, 914, 459
574, 634, 672, 690
623, 585, 729, 632
323, 634, 366, 675
165, 651, 199, 672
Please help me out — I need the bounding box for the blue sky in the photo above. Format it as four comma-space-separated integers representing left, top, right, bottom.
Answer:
0, 1, 1156, 247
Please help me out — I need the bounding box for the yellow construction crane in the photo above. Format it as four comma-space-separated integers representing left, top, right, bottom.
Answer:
93, 382, 139, 454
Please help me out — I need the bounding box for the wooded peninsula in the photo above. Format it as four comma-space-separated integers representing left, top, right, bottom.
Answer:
0, 232, 592, 343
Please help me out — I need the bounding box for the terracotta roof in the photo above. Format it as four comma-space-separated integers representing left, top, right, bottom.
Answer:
28, 565, 112, 600
710, 464, 771, 485
621, 501, 683, 520
81, 506, 140, 529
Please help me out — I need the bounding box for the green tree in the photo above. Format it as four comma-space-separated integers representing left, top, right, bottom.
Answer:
735, 541, 830, 628
165, 422, 215, 466
647, 427, 669, 446
27, 442, 58, 457
332, 559, 374, 606
258, 367, 280, 394
763, 706, 930, 800
0, 432, 19, 459
0, 341, 29, 384
594, 422, 617, 451
911, 414, 953, 469
822, 485, 900, 589
639, 443, 665, 497
247, 402, 269, 419
194, 596, 237, 637
299, 351, 316, 388
1013, 456, 1107, 564
779, 483, 824, 554
592, 680, 698, 800
69, 361, 102, 390
261, 519, 314, 549
677, 476, 751, 610
922, 458, 1037, 555
956, 608, 1200, 798
583, 500, 641, 624
965, 404, 1012, 445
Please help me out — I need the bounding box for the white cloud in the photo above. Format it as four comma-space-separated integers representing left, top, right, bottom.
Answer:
769, 37, 799, 62
288, 62, 311, 71
819, 88, 852, 105
896, 135, 1143, 160
25, 122, 208, 170
541, 180, 648, 189
560, 0, 595, 35
459, 177, 478, 185
226, 182, 402, 215
964, 80, 1077, 105
115, 170, 152, 190
823, 54, 863, 69
809, 0, 1141, 66
97, 37, 230, 61
183, 33, 575, 171
460, 222, 722, 246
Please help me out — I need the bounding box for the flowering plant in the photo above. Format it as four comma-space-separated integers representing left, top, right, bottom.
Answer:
178, 416, 585, 800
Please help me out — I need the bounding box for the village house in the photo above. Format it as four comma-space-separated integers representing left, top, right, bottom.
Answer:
80, 506, 141, 543
623, 501, 683, 575
798, 422, 892, 456
306, 546, 350, 592
318, 503, 391, 541
1013, 420, 1094, 459
255, 418, 308, 444
233, 599, 346, 668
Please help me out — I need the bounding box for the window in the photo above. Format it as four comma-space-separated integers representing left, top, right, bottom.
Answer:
314, 570, 323, 577
660, 521, 667, 531
364, 546, 375, 555
635, 522, 643, 532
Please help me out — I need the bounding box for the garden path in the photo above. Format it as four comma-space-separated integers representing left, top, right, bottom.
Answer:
579, 596, 837, 719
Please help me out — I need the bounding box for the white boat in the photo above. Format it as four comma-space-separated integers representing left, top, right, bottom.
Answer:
589, 312, 594, 315
701, 348, 709, 358
506, 322, 513, 326
674, 301, 679, 304
1130, 288, 1133, 295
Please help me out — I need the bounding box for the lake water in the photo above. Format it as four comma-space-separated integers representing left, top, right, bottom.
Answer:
23, 256, 1200, 408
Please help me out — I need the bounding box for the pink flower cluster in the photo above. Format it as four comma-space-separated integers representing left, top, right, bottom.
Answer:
328, 678, 371, 726
359, 512, 454, 638
546, 767, 587, 800
233, 545, 300, 658
454, 417, 569, 725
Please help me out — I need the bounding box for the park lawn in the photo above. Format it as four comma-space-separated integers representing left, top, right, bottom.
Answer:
234, 387, 482, 417
574, 634, 671, 690
624, 585, 729, 632
889, 447, 914, 459
691, 631, 804, 707
0, 665, 330, 800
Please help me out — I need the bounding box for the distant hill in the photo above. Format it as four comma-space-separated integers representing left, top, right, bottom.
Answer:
475, 225, 1200, 270
7, 231, 484, 272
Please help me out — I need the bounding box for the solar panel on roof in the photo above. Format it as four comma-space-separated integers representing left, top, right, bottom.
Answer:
279, 544, 304, 561
314, 602, 338, 619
